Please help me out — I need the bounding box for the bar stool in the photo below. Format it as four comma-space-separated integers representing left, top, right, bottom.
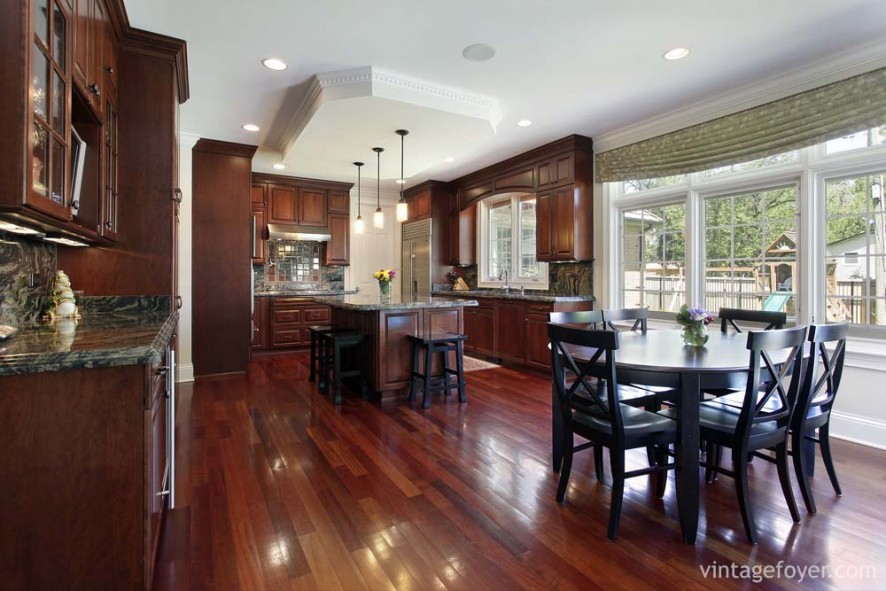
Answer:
319, 331, 368, 405
308, 325, 336, 383
407, 332, 467, 409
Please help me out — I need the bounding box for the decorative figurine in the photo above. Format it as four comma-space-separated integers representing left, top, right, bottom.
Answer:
46, 270, 80, 321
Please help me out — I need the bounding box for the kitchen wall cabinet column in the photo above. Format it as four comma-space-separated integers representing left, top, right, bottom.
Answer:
192, 139, 257, 378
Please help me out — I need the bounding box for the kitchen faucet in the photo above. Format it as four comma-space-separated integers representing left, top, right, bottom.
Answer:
498, 269, 510, 292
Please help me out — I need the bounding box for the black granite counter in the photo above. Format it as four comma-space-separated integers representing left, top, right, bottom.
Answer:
432, 289, 595, 303
0, 309, 177, 375
312, 293, 479, 311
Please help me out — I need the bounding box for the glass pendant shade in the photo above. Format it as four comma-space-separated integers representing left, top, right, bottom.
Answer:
373, 208, 384, 229
396, 200, 408, 222
355, 215, 364, 234
353, 161, 364, 234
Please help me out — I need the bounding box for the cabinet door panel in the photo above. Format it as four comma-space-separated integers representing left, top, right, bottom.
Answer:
251, 206, 265, 264
495, 301, 526, 362
408, 189, 431, 221
299, 189, 327, 226
457, 204, 477, 266
553, 186, 574, 259
555, 154, 574, 184
328, 191, 349, 213
536, 191, 552, 261
268, 185, 298, 223
526, 312, 553, 369
251, 183, 266, 205
325, 212, 349, 265
464, 304, 494, 356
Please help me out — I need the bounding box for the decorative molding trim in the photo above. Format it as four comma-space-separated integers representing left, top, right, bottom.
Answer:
252, 171, 353, 192
275, 66, 501, 155
830, 411, 886, 450
176, 363, 194, 384
594, 38, 886, 153
119, 28, 190, 104
179, 132, 201, 150
193, 138, 258, 159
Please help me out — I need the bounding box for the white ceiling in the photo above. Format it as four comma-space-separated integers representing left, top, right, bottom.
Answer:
126, 0, 886, 189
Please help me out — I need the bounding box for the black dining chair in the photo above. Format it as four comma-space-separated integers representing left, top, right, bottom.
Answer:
687, 326, 806, 544
549, 324, 676, 540
602, 307, 649, 333
719, 308, 788, 332
792, 323, 848, 514
549, 310, 662, 476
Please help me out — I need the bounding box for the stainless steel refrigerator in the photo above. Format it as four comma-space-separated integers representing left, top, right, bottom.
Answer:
401, 218, 432, 298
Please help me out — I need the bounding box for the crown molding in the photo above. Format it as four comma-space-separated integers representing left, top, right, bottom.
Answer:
179, 132, 201, 150
193, 138, 258, 159
594, 38, 886, 154
274, 66, 501, 155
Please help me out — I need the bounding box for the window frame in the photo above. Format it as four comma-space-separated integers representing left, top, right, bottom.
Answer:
478, 192, 549, 290
605, 135, 886, 338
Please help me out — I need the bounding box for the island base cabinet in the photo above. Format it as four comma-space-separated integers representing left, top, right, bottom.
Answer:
331, 306, 464, 399
0, 361, 170, 590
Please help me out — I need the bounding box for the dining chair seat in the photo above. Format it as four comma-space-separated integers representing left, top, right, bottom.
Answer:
709, 390, 786, 413
575, 403, 676, 437
661, 401, 780, 438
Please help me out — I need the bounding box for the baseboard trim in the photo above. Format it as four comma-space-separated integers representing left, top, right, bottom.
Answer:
829, 411, 886, 451
176, 363, 194, 383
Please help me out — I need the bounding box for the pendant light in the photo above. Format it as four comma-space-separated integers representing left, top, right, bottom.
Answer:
353, 161, 364, 234
373, 147, 384, 229
395, 129, 409, 222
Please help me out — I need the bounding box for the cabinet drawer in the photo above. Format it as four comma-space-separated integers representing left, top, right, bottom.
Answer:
272, 328, 304, 346
273, 309, 301, 324
527, 303, 553, 314
303, 307, 330, 324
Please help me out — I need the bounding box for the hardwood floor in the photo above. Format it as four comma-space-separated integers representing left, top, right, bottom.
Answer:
155, 353, 886, 590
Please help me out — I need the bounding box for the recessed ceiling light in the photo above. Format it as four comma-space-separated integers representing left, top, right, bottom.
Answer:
242, 123, 260, 132
262, 58, 288, 71
462, 43, 496, 62
663, 47, 691, 61
272, 163, 286, 170
516, 119, 533, 127
444, 157, 455, 163
395, 179, 406, 185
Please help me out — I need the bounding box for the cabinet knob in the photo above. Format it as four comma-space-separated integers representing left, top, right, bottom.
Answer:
175, 295, 183, 309
156, 365, 170, 376
89, 83, 100, 96
105, 66, 114, 74
105, 221, 113, 229
172, 188, 183, 203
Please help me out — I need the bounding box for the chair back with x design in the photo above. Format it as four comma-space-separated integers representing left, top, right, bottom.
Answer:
549, 310, 604, 330
719, 308, 787, 333
602, 307, 648, 333
548, 324, 626, 438
734, 326, 807, 446
795, 323, 847, 429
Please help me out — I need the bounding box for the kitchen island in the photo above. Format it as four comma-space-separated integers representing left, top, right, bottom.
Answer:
312, 293, 477, 399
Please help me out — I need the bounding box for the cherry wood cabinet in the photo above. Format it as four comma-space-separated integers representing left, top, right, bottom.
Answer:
251, 183, 266, 205
325, 212, 349, 265
463, 298, 494, 356
73, 0, 109, 115
268, 184, 298, 223
525, 304, 555, 369
536, 191, 553, 261
328, 191, 349, 213
494, 300, 527, 363
449, 202, 477, 266
269, 298, 330, 349
407, 188, 431, 220
299, 188, 327, 227
251, 297, 269, 350
403, 180, 455, 284
251, 204, 265, 264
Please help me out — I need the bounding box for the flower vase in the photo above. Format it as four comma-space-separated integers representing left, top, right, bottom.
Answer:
681, 323, 709, 347
378, 280, 392, 302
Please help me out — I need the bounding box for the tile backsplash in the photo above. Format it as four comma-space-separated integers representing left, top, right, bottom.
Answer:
0, 232, 57, 325
439, 260, 593, 296
255, 240, 344, 291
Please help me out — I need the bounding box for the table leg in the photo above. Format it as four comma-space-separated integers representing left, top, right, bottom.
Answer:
676, 372, 700, 544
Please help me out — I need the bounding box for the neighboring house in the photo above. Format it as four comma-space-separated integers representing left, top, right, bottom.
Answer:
826, 232, 869, 281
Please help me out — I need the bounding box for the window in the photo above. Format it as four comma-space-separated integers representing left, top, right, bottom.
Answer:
623, 175, 686, 194
621, 203, 686, 312
606, 127, 886, 336
479, 193, 548, 288
824, 172, 886, 327
704, 185, 798, 317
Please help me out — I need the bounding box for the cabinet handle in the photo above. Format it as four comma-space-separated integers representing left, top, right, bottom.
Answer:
89, 82, 100, 96
105, 66, 114, 74
155, 365, 169, 376
105, 221, 113, 229
175, 295, 182, 309
156, 490, 170, 497
172, 188, 183, 203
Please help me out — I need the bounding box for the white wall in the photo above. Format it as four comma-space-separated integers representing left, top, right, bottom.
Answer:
175, 133, 199, 383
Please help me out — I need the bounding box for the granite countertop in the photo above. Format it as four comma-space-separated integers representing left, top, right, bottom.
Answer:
432, 289, 595, 303
255, 289, 357, 297
0, 310, 178, 376
311, 293, 479, 311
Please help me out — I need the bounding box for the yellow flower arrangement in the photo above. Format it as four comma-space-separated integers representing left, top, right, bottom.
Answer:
373, 269, 396, 283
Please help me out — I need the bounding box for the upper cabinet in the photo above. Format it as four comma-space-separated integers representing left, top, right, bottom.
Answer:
266, 185, 327, 227
452, 135, 594, 263
299, 188, 327, 227
73, 0, 110, 116
406, 187, 431, 221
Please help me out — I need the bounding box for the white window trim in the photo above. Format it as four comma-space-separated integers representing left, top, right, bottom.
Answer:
604, 139, 886, 342
477, 193, 549, 290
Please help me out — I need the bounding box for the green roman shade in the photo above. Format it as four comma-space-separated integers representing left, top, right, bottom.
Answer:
595, 67, 886, 183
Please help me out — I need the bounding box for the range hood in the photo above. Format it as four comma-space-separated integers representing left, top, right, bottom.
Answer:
267, 223, 331, 242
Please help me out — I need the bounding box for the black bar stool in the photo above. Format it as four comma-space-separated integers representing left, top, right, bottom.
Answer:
308, 325, 336, 383
407, 332, 467, 409
319, 331, 368, 405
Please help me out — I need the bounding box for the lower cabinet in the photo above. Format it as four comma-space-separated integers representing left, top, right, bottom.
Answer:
251, 297, 269, 350
463, 297, 593, 370
269, 298, 330, 349
0, 337, 176, 590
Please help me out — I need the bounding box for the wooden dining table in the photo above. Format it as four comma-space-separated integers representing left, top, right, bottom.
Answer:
558, 328, 787, 544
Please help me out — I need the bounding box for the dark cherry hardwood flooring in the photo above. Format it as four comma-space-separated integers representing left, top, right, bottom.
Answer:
155, 353, 886, 590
